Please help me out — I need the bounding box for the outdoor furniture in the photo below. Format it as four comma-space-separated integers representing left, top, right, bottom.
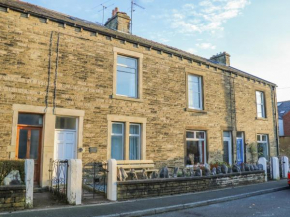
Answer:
117, 160, 158, 180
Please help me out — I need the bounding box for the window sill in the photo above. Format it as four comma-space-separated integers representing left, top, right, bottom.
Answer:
111, 94, 143, 103
255, 117, 268, 121
185, 108, 207, 114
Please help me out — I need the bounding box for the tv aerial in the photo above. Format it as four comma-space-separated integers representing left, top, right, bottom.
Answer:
93, 0, 115, 24
130, 0, 145, 34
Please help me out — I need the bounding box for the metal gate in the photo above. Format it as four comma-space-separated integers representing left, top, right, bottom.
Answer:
82, 162, 108, 202
49, 159, 68, 201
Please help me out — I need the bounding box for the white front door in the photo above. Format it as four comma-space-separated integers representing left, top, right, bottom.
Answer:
54, 130, 76, 160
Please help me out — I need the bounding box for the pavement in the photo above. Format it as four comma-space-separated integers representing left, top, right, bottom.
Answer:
148, 188, 290, 217
1, 180, 288, 217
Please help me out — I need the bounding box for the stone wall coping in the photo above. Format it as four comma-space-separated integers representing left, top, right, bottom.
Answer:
117, 171, 264, 185
0, 185, 26, 190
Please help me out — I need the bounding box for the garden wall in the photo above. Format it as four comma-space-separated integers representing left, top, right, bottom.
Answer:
0, 185, 26, 212
117, 171, 265, 200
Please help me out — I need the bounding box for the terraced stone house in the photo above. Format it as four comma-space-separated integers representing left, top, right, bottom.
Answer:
0, 0, 279, 187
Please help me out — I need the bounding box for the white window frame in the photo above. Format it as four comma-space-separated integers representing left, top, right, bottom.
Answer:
188, 74, 203, 110
129, 123, 141, 160
116, 55, 138, 98
256, 91, 266, 118
111, 122, 125, 160
223, 131, 232, 165
257, 134, 269, 159
185, 130, 206, 165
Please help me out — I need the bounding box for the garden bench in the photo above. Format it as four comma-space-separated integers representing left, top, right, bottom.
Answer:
117, 160, 159, 180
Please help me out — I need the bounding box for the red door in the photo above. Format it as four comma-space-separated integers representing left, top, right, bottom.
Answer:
16, 126, 42, 184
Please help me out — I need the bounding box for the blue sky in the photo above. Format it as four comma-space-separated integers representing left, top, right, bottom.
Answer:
25, 0, 290, 101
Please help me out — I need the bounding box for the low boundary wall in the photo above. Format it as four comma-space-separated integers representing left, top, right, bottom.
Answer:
0, 185, 26, 212
117, 171, 265, 200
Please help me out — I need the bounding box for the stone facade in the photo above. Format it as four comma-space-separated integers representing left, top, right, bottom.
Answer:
0, 1, 279, 186
0, 185, 26, 212
117, 171, 265, 200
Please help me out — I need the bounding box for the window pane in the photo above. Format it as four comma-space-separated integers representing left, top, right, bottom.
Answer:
18, 129, 28, 159
111, 136, 124, 160
116, 70, 137, 98
186, 141, 204, 164
257, 135, 260, 141
18, 114, 43, 126
117, 65, 136, 74
223, 131, 231, 137
262, 135, 267, 141
129, 136, 140, 160
112, 123, 123, 134
186, 131, 194, 138
30, 130, 39, 159
258, 143, 268, 159
55, 117, 76, 130
130, 124, 140, 135
196, 132, 205, 139
188, 75, 199, 83
193, 92, 201, 108
237, 132, 243, 138
256, 91, 261, 103
117, 56, 137, 68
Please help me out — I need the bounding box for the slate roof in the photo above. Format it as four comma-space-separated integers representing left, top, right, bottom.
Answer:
278, 101, 290, 119
0, 0, 277, 87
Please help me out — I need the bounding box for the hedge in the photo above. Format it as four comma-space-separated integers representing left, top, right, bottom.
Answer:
0, 160, 25, 185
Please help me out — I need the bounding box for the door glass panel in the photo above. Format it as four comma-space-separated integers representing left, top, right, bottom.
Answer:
223, 141, 229, 163
18, 129, 28, 159
56, 117, 76, 130
18, 114, 43, 126
30, 130, 40, 159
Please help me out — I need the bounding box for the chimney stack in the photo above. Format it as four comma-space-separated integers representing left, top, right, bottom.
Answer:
105, 7, 131, 34
210, 52, 231, 66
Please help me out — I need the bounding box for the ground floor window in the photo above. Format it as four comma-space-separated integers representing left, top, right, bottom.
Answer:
110, 121, 143, 160
223, 131, 232, 165
185, 131, 206, 165
257, 134, 269, 159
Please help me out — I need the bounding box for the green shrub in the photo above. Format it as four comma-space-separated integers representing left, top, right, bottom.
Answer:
0, 160, 25, 185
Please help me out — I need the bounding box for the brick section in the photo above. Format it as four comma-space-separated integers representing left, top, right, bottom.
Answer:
0, 5, 278, 167
117, 171, 265, 200
0, 185, 26, 212
283, 112, 290, 136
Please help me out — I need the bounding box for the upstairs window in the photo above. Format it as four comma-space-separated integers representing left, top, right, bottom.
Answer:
116, 55, 138, 98
256, 91, 266, 118
188, 75, 203, 110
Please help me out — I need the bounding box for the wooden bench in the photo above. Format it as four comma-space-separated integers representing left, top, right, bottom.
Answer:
117, 160, 158, 180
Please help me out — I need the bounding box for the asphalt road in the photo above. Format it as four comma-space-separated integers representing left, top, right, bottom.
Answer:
149, 189, 290, 217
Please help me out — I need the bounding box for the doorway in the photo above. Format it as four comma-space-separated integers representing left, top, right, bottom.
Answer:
223, 131, 232, 165
16, 113, 43, 184
54, 116, 77, 160
236, 132, 245, 165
